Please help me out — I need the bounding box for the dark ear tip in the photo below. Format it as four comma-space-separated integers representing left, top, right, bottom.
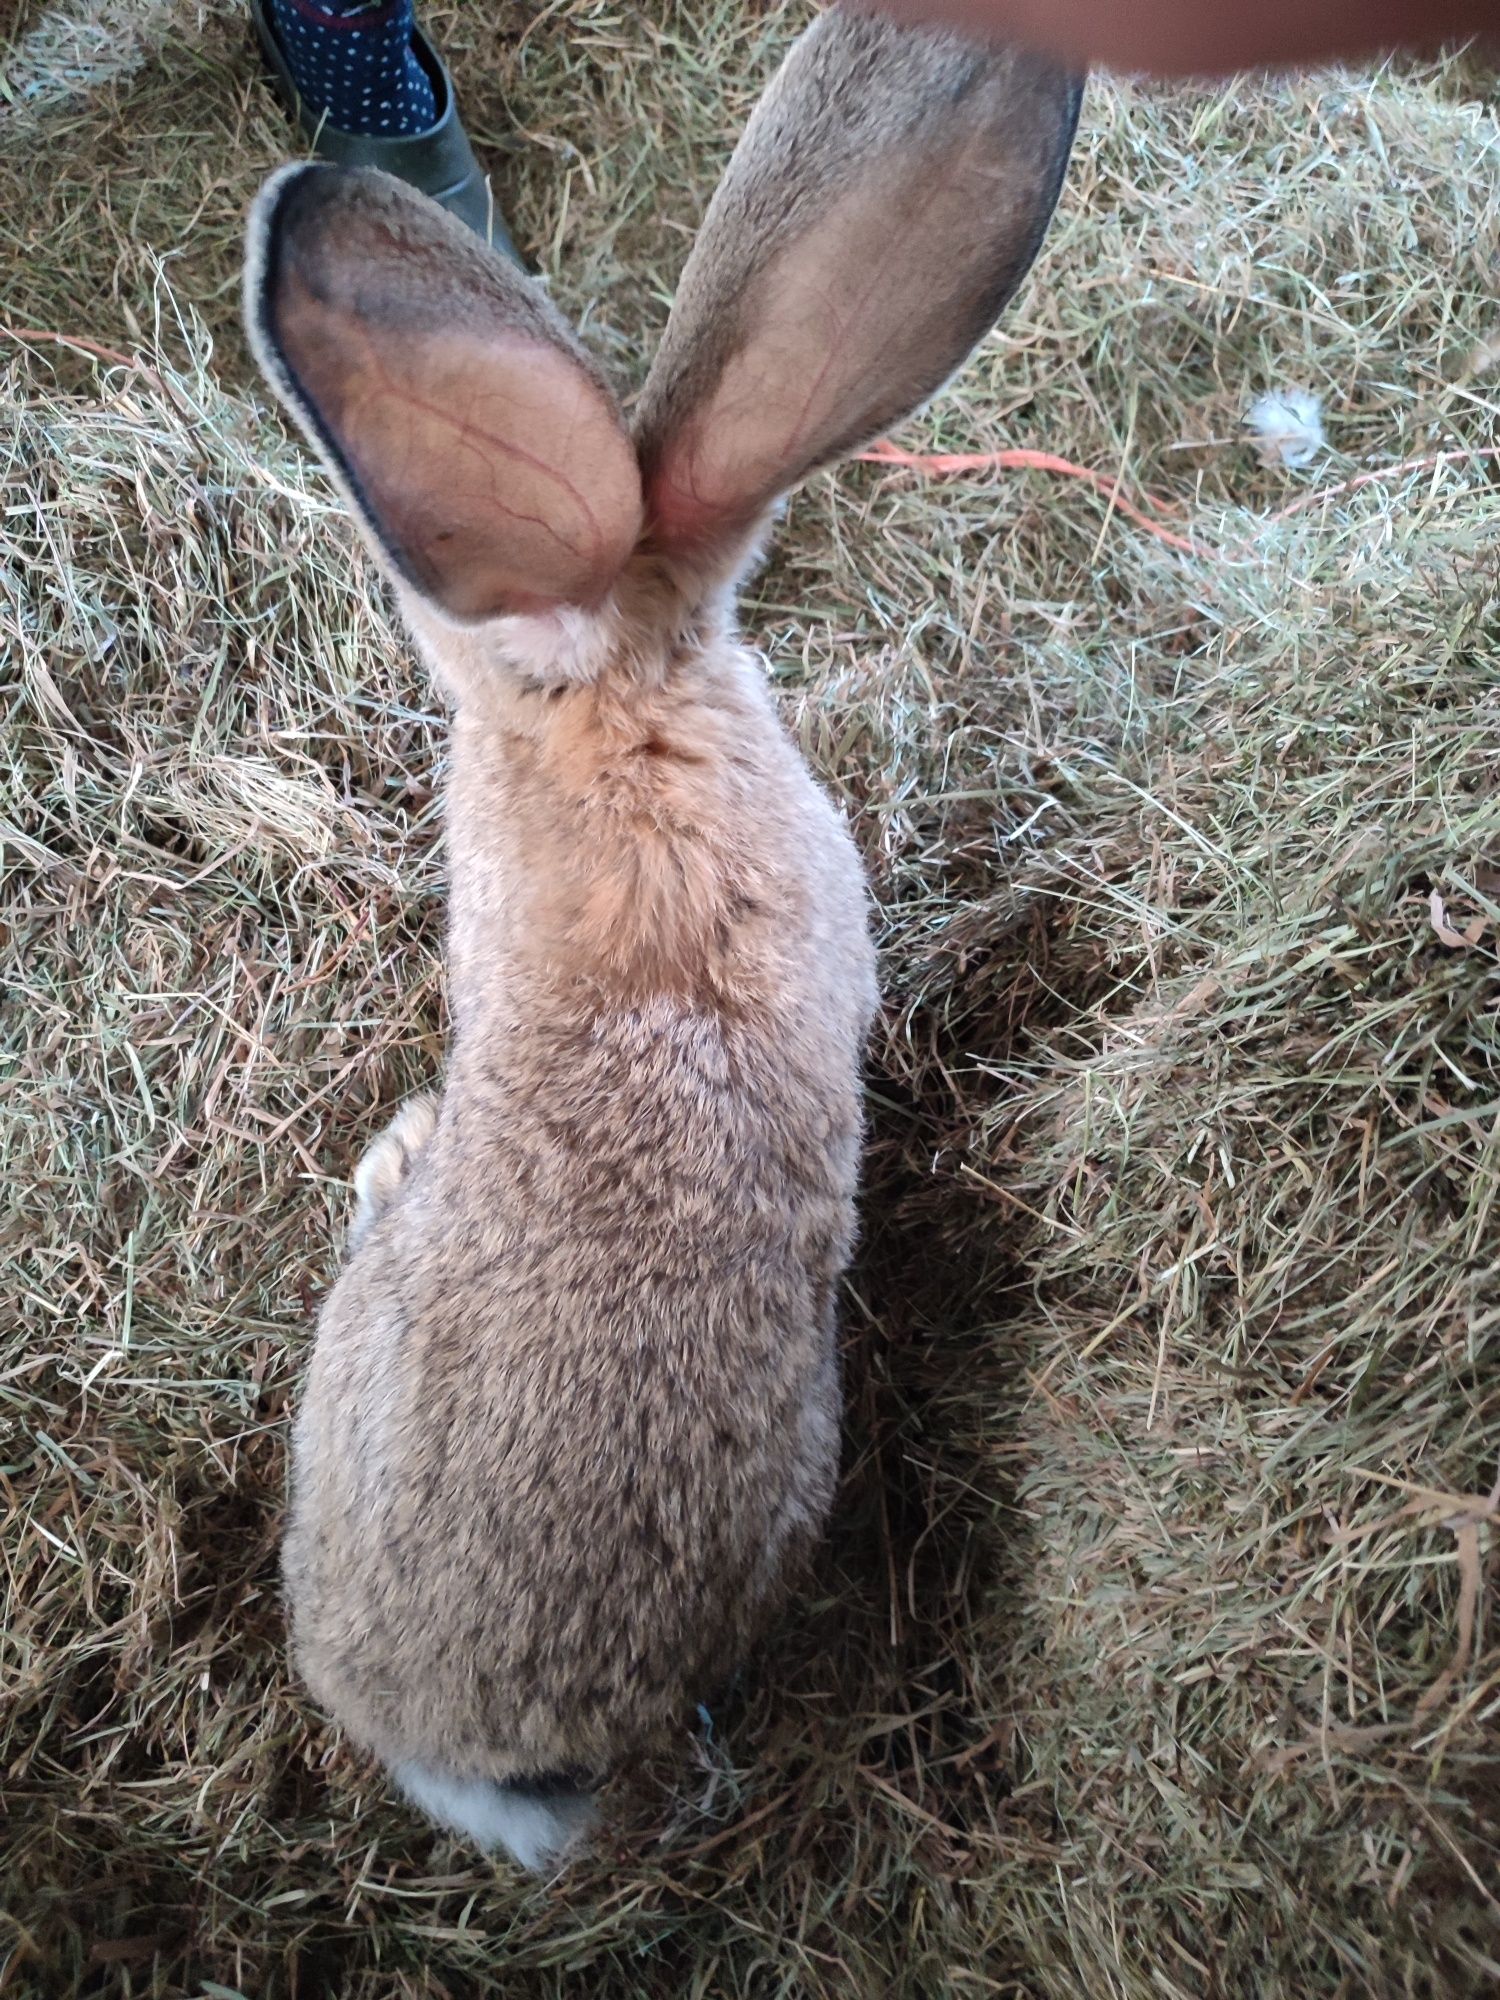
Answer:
252, 160, 412, 268
246, 164, 387, 342
1009, 47, 1086, 132
251, 160, 357, 252
245, 164, 349, 375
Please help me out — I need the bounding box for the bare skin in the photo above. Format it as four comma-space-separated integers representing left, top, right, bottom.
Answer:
860, 0, 1499, 74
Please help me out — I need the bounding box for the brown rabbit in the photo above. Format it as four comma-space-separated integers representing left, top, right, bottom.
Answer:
244, 8, 1078, 1869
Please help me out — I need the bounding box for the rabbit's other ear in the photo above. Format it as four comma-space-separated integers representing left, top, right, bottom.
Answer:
246, 166, 643, 620
633, 11, 1079, 566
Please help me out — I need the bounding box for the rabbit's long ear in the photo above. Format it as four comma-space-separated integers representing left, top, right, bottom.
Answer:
246, 166, 643, 620
634, 11, 1079, 565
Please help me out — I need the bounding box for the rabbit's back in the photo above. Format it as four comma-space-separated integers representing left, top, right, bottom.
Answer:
287, 779, 871, 1782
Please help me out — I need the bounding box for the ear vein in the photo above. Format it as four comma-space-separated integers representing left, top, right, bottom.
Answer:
355, 331, 610, 568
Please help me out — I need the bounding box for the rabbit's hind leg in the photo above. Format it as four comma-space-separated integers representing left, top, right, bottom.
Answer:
347, 1093, 439, 1249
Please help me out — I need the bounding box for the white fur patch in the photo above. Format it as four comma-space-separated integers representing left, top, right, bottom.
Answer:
400, 589, 620, 695
394, 1763, 598, 1872
348, 1093, 438, 1249
501, 602, 621, 684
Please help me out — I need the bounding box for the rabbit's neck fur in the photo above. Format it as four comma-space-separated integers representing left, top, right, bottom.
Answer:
407, 577, 813, 1043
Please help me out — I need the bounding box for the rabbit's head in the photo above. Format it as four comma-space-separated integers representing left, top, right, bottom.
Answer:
245, 11, 1080, 696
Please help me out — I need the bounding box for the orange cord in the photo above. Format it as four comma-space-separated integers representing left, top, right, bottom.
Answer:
855, 439, 1205, 555
856, 437, 1500, 563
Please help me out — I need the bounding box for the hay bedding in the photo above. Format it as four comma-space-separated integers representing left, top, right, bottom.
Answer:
2, 3, 1498, 1994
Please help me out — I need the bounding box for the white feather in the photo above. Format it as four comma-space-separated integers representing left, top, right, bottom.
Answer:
1246, 388, 1326, 469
